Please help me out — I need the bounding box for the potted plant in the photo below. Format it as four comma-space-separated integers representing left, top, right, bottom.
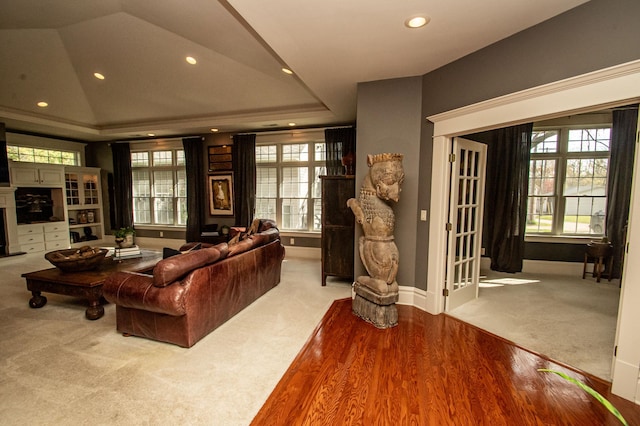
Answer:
114, 226, 136, 248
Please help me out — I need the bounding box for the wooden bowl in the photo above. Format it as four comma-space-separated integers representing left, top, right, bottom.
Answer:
45, 247, 108, 272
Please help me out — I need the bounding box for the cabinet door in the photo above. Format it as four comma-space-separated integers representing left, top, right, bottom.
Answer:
82, 174, 99, 205
66, 173, 80, 205
39, 168, 64, 186
323, 227, 354, 277
322, 178, 355, 227
11, 167, 39, 185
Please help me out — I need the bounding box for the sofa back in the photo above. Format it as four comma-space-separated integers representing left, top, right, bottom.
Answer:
154, 224, 279, 288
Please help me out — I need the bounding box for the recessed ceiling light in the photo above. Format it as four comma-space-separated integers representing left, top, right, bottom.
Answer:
405, 16, 430, 29
281, 67, 293, 75
186, 56, 197, 65
37, 101, 48, 108
210, 128, 219, 132
94, 72, 105, 80
147, 133, 155, 137
288, 122, 296, 127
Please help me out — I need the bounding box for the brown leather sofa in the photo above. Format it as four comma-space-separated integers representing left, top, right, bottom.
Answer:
103, 220, 285, 347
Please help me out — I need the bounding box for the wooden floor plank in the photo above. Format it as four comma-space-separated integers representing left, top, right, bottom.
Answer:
252, 298, 640, 425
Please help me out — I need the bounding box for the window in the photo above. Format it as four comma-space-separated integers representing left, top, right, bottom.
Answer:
131, 147, 186, 226
256, 142, 326, 231
526, 127, 610, 236
7, 145, 78, 165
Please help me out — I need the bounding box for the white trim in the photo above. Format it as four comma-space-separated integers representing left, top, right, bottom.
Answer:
428, 59, 640, 137
426, 59, 640, 402
398, 285, 428, 311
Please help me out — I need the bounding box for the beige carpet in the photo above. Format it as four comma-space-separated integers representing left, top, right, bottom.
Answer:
448, 269, 621, 381
0, 252, 352, 425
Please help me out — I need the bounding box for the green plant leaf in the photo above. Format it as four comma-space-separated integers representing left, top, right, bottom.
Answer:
538, 369, 628, 426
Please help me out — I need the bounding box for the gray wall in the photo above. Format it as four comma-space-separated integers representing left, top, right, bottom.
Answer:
356, 0, 640, 290
356, 76, 423, 286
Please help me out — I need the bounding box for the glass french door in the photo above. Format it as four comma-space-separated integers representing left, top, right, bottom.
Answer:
445, 138, 487, 311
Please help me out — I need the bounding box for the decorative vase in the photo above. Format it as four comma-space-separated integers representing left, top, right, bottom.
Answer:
342, 152, 355, 175
116, 233, 134, 248
78, 211, 88, 224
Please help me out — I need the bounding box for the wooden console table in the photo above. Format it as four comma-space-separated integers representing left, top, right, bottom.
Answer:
23, 250, 163, 320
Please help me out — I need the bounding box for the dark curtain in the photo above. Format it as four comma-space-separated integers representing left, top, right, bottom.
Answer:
325, 127, 356, 175
111, 142, 133, 230
232, 134, 256, 227
606, 104, 638, 278
183, 136, 205, 242
481, 123, 533, 273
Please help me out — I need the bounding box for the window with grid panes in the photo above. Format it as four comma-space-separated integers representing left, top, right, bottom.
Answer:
131, 147, 187, 226
526, 127, 610, 236
7, 145, 78, 165
256, 142, 326, 231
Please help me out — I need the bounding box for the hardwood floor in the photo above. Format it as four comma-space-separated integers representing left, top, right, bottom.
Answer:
252, 298, 640, 425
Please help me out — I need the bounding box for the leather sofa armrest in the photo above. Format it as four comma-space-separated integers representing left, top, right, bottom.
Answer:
104, 272, 188, 316
153, 245, 225, 287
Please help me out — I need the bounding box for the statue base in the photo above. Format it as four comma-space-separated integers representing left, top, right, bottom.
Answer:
352, 280, 399, 329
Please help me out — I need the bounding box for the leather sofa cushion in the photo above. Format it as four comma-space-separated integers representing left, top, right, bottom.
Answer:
227, 227, 280, 257
153, 245, 224, 287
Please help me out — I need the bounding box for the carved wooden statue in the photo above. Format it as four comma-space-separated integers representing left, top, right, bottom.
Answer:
348, 153, 404, 328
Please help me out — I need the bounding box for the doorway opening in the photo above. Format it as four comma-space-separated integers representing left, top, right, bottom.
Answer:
427, 59, 640, 399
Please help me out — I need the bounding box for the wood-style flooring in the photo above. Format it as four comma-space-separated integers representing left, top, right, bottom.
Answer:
252, 298, 640, 425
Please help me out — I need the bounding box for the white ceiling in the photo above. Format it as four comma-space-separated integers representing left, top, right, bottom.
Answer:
0, 0, 588, 141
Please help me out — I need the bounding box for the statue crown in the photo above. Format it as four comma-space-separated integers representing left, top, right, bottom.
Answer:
367, 153, 404, 166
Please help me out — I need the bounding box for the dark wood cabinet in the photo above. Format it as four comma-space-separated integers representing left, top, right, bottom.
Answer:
321, 176, 355, 286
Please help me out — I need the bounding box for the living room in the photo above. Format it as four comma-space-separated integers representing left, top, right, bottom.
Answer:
2, 0, 640, 423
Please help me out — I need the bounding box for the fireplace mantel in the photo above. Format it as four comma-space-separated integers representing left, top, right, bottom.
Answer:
0, 186, 20, 254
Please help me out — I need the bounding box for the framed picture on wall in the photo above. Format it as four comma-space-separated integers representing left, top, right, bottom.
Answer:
208, 173, 234, 216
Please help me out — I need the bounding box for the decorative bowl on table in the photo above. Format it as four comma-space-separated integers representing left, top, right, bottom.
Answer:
45, 247, 109, 272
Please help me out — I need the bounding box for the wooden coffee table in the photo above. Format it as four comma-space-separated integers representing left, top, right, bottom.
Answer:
23, 250, 163, 320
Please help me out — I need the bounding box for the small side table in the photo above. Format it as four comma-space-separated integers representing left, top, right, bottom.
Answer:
582, 242, 613, 283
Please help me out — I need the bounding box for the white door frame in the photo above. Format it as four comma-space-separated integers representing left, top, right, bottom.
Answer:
426, 59, 640, 402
